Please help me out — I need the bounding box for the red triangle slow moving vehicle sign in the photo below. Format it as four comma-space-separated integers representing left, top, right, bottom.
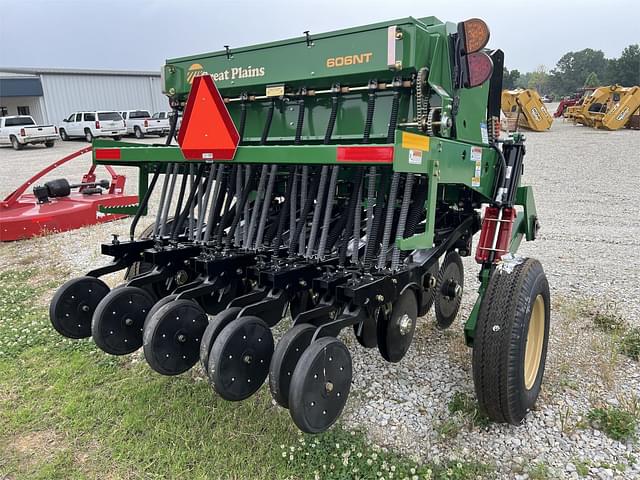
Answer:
178, 74, 240, 161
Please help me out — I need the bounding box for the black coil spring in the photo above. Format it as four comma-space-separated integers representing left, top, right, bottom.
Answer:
324, 93, 339, 144
386, 89, 400, 143
260, 99, 275, 144
295, 98, 305, 145
363, 171, 387, 270
363, 91, 376, 144
400, 176, 428, 260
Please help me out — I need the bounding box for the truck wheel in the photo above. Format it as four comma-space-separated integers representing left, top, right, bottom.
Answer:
59, 129, 69, 141
45, 141, 55, 148
113, 136, 122, 141
472, 257, 550, 424
134, 126, 144, 139
85, 129, 94, 142
10, 136, 23, 150
158, 132, 167, 137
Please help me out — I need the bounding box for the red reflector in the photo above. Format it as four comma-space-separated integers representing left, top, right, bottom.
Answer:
336, 146, 394, 163
475, 206, 516, 263
178, 75, 240, 160
95, 148, 121, 160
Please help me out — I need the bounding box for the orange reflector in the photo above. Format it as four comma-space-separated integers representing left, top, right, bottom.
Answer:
461, 18, 490, 54
178, 74, 239, 161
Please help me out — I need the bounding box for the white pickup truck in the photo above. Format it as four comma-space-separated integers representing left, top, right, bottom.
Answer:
0, 116, 58, 150
121, 110, 168, 138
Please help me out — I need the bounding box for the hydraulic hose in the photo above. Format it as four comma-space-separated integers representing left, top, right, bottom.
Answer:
129, 166, 160, 241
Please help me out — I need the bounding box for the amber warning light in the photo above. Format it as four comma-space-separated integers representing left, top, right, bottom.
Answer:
456, 18, 493, 89
178, 74, 240, 161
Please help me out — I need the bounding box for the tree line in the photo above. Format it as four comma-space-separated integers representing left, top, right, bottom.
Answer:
502, 44, 639, 97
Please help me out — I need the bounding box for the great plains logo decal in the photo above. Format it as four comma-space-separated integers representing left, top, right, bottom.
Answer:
186, 62, 265, 84
187, 63, 204, 84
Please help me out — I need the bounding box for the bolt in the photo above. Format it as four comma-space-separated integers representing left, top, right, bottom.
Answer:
81, 305, 90, 312
299, 280, 307, 287
325, 381, 334, 393
394, 60, 402, 70
243, 354, 253, 364
375, 294, 385, 302
395, 30, 403, 40
236, 269, 243, 275
177, 334, 186, 343
124, 318, 133, 326
398, 314, 412, 335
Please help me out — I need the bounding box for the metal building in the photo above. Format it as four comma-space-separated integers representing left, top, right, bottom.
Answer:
0, 67, 167, 125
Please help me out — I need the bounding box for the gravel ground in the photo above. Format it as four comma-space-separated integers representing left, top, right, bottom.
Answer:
1, 113, 639, 479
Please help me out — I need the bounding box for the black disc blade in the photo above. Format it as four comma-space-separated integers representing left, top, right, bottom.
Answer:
91, 286, 154, 355
143, 299, 209, 375
208, 316, 274, 401
354, 311, 379, 349
379, 289, 418, 363
289, 337, 352, 434
50, 276, 110, 339
269, 323, 316, 408
434, 251, 464, 329
199, 306, 242, 374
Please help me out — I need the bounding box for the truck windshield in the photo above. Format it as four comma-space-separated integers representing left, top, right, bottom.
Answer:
98, 112, 122, 121
129, 111, 150, 119
5, 116, 35, 126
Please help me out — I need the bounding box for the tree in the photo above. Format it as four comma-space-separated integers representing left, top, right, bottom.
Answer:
502, 68, 521, 90
549, 48, 608, 95
584, 72, 600, 87
606, 44, 640, 86
528, 65, 550, 94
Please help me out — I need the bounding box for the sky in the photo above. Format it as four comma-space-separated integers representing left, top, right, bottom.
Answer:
0, 0, 637, 74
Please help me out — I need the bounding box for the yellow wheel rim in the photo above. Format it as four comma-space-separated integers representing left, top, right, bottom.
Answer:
524, 295, 545, 390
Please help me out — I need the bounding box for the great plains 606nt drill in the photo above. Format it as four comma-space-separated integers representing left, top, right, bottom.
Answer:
50, 16, 550, 433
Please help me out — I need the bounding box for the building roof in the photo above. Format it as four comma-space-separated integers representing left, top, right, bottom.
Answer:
0, 67, 160, 77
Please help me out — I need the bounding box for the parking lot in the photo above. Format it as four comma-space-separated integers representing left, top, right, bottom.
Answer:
1, 111, 639, 478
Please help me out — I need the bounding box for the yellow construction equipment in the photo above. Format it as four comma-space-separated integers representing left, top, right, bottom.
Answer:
566, 85, 640, 130
501, 89, 553, 132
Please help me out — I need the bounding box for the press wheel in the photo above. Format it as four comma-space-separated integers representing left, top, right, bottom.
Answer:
143, 299, 208, 375
434, 251, 464, 329
91, 286, 154, 355
208, 316, 274, 401
289, 337, 352, 434
49, 276, 110, 339
269, 323, 316, 408
199, 307, 242, 374
144, 294, 179, 330
378, 289, 418, 363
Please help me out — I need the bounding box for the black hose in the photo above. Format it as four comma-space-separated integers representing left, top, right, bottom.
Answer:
225, 166, 256, 249
289, 169, 320, 255
208, 166, 229, 244
170, 168, 189, 239
165, 108, 179, 146
172, 164, 205, 240
273, 167, 295, 249
129, 166, 160, 241
215, 166, 239, 245
338, 169, 364, 266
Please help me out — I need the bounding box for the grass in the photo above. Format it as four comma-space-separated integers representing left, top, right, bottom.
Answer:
582, 303, 640, 363
586, 406, 637, 442
527, 461, 551, 480
572, 459, 590, 477
0, 268, 492, 480
447, 392, 491, 429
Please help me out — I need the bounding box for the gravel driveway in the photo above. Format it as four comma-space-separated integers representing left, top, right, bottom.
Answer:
1, 114, 639, 479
